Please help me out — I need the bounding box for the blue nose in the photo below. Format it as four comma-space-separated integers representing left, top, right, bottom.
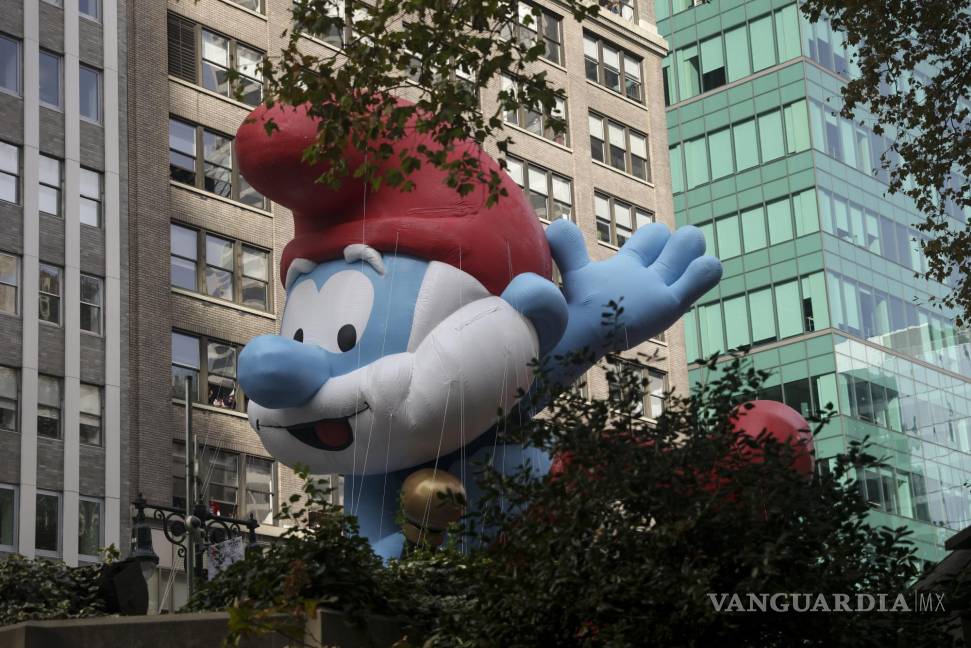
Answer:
239, 335, 331, 409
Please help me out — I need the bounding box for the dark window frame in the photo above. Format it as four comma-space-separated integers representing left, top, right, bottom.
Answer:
500, 74, 568, 145
0, 365, 19, 433
594, 190, 654, 248
171, 329, 247, 414
172, 440, 277, 523
169, 222, 272, 312
583, 32, 643, 102
506, 155, 574, 222
80, 273, 103, 336
166, 12, 264, 107
168, 117, 268, 210
589, 111, 650, 181
0, 141, 20, 205
507, 2, 564, 65
0, 34, 22, 97
79, 382, 102, 447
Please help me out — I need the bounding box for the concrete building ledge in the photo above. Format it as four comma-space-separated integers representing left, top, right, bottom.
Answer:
0, 609, 406, 648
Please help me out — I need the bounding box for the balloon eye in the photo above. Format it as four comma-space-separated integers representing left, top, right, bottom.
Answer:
337, 324, 357, 352
293, 328, 304, 343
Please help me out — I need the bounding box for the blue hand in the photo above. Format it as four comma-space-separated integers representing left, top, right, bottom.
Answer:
544, 219, 722, 383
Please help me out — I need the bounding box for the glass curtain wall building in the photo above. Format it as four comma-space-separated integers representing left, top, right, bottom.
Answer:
656, 0, 971, 561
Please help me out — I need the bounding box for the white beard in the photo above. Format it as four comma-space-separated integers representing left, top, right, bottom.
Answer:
247, 295, 539, 474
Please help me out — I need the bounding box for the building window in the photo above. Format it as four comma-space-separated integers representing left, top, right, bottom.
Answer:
505, 156, 572, 222
80, 274, 103, 335
600, 0, 635, 21
171, 331, 200, 402
583, 33, 643, 102
205, 234, 234, 300
166, 14, 264, 107
608, 359, 667, 419
0, 252, 17, 315
39, 50, 62, 109
78, 497, 102, 557
35, 491, 59, 555
500, 75, 568, 145
246, 456, 274, 524
168, 118, 267, 209
0, 484, 16, 550
594, 191, 653, 247
0, 142, 18, 204
645, 368, 667, 418
232, 0, 262, 13
0, 35, 21, 96
38, 263, 61, 326
170, 223, 271, 311
504, 2, 563, 65
80, 168, 102, 227
79, 383, 101, 446
173, 442, 275, 523
79, 64, 102, 123
664, 7, 802, 104
293, 0, 344, 46
41, 0, 63, 6
0, 366, 16, 432
589, 113, 649, 180
37, 375, 61, 439
171, 331, 243, 412
241, 245, 269, 310
207, 340, 238, 410
80, 0, 101, 22
39, 154, 62, 217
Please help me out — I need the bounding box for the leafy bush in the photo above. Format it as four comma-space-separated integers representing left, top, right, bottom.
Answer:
190, 354, 960, 647
0, 554, 105, 626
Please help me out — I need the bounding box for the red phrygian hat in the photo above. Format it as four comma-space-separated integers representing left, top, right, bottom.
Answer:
235, 100, 552, 296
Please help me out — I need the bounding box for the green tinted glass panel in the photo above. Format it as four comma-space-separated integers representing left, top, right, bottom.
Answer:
655, 0, 670, 21
669, 144, 684, 194
733, 119, 758, 170
774, 5, 801, 61
750, 15, 776, 72
749, 287, 776, 342
683, 309, 700, 362
793, 188, 819, 236
784, 100, 811, 153
827, 273, 844, 330
725, 24, 751, 82
685, 136, 709, 189
814, 374, 839, 414
698, 302, 724, 356
741, 205, 767, 252
758, 110, 785, 162
699, 222, 715, 255
716, 215, 741, 259
801, 272, 830, 330
723, 294, 750, 348
708, 128, 733, 179
767, 198, 793, 244
775, 280, 802, 338
700, 35, 725, 91
676, 44, 700, 99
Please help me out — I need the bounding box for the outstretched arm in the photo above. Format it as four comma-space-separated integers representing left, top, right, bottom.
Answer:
540, 218, 722, 390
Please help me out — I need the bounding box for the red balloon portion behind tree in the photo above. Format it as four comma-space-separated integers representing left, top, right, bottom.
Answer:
729, 400, 815, 479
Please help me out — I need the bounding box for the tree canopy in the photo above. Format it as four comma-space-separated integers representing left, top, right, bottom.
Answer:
256, 0, 598, 205
800, 0, 971, 323
190, 355, 961, 647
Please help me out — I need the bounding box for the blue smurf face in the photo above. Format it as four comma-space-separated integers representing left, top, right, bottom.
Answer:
238, 248, 545, 476
279, 255, 428, 378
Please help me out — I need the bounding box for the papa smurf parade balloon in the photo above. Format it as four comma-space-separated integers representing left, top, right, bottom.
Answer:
234, 100, 723, 558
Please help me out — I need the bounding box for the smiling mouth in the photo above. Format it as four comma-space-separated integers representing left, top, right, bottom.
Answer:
263, 405, 369, 452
